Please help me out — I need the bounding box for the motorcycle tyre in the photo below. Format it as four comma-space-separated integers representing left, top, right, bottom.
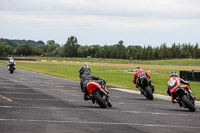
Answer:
145, 86, 154, 100
107, 99, 112, 107
10, 70, 14, 74
93, 91, 107, 108
181, 95, 196, 112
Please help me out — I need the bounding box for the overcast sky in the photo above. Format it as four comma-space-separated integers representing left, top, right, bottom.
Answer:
0, 0, 200, 46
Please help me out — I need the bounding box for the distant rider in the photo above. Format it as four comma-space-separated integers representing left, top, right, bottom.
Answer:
133, 67, 154, 94
7, 57, 16, 70
167, 72, 194, 103
80, 72, 104, 100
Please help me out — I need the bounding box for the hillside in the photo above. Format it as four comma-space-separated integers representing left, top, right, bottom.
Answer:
0, 38, 45, 47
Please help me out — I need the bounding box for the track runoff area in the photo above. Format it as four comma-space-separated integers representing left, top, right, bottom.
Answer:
0, 65, 200, 133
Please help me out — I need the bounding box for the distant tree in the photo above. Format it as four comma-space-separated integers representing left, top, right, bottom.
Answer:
47, 40, 55, 45
77, 46, 88, 57
0, 44, 6, 56
16, 44, 33, 56
141, 46, 147, 60
52, 46, 65, 57
38, 45, 48, 53
168, 43, 180, 59
90, 45, 100, 58
180, 43, 192, 58
95, 47, 105, 58
193, 43, 200, 58
126, 46, 132, 59
154, 47, 159, 60
114, 40, 126, 59
32, 47, 43, 56
47, 44, 60, 53
159, 43, 168, 59
5, 45, 14, 55
146, 46, 153, 60
64, 36, 80, 57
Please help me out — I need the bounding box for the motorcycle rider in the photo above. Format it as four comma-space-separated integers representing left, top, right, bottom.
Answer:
79, 63, 92, 92
133, 67, 154, 94
80, 72, 104, 100
79, 63, 91, 77
167, 72, 194, 103
7, 57, 16, 70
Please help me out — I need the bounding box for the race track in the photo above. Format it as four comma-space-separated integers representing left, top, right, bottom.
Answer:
0, 65, 200, 133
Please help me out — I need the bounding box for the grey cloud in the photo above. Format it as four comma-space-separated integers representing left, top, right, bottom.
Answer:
1, 0, 200, 19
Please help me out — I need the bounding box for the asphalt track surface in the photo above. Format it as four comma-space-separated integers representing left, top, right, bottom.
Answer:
0, 65, 200, 133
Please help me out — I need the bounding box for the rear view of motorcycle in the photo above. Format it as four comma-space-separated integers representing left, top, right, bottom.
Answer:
8, 62, 15, 74
174, 86, 196, 112
138, 78, 154, 100
7, 57, 16, 74
87, 79, 112, 108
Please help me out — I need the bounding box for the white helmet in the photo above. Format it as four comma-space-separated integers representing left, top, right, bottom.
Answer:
170, 72, 178, 77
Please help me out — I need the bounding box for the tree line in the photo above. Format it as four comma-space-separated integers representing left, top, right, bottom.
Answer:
0, 36, 200, 60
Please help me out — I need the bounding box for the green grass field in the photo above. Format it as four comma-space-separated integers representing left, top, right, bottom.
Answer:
0, 59, 200, 100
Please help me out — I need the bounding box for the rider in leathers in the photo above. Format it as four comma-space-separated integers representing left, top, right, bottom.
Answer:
133, 67, 154, 94
167, 72, 194, 103
79, 64, 92, 92
7, 57, 16, 70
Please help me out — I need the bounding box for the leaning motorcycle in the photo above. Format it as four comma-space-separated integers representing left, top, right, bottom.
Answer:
87, 79, 112, 108
174, 86, 196, 112
138, 78, 154, 100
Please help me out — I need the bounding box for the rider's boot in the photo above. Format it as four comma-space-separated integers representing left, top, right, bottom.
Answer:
84, 92, 91, 100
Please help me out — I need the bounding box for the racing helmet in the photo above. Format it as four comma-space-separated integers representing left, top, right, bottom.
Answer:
83, 63, 89, 69
170, 72, 178, 77
9, 57, 13, 60
9, 57, 14, 62
136, 67, 142, 71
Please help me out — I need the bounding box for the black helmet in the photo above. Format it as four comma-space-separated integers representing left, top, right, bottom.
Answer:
136, 67, 142, 71
170, 72, 178, 77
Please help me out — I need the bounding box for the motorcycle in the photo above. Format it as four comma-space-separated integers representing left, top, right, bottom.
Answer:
137, 78, 154, 100
174, 86, 196, 112
87, 79, 112, 108
8, 63, 15, 74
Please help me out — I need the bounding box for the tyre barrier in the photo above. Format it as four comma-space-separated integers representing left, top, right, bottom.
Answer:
180, 70, 200, 81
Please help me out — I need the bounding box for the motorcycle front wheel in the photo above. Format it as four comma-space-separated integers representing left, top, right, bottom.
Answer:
106, 98, 112, 107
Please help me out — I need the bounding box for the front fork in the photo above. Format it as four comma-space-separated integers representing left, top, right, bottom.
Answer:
98, 88, 111, 103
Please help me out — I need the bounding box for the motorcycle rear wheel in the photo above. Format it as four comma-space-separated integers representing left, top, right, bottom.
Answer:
181, 95, 196, 112
145, 86, 153, 100
93, 91, 107, 108
10, 70, 14, 74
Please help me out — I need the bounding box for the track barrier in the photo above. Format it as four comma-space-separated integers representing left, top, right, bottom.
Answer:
180, 70, 200, 81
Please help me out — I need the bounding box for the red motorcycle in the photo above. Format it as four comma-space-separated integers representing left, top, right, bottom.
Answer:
87, 79, 112, 108
173, 85, 196, 112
